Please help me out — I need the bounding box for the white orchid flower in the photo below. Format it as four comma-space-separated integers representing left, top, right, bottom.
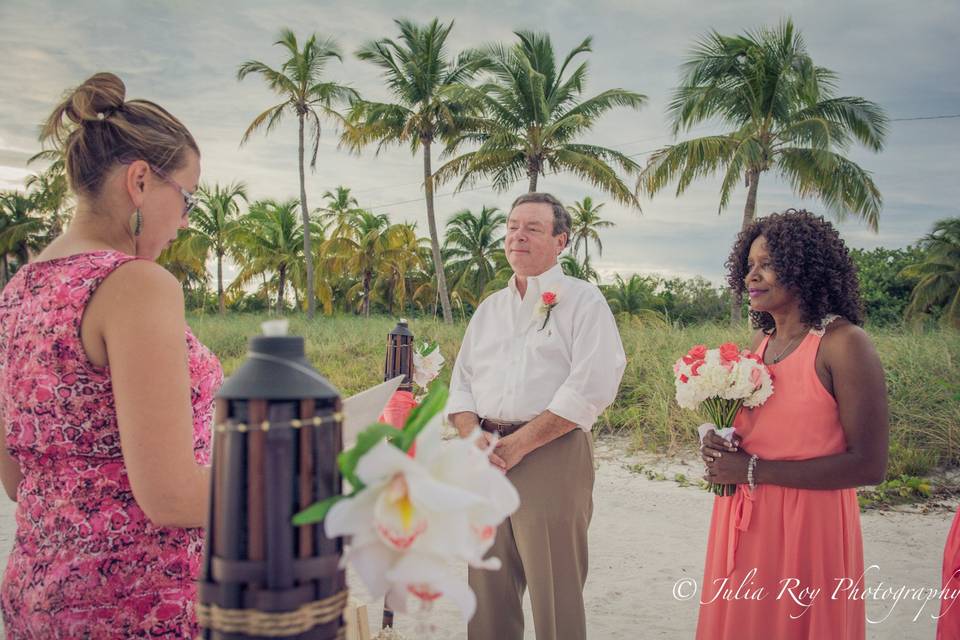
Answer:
412, 346, 444, 389
325, 415, 519, 621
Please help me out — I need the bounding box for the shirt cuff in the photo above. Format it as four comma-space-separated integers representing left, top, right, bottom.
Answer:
445, 388, 477, 422
547, 385, 600, 431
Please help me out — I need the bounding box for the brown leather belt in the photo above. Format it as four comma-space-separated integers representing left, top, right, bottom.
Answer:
479, 418, 526, 437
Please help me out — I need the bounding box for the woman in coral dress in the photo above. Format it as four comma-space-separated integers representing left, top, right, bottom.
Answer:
0, 73, 221, 638
696, 210, 889, 640
938, 511, 960, 638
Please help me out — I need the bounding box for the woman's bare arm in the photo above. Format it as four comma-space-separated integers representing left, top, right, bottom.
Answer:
92, 260, 210, 528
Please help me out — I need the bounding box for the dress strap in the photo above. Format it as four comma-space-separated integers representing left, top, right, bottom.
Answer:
756, 333, 772, 358
809, 314, 840, 337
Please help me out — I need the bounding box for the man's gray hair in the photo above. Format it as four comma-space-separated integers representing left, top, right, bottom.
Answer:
509, 192, 572, 248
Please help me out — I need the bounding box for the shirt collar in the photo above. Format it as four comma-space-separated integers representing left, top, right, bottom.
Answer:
508, 262, 565, 298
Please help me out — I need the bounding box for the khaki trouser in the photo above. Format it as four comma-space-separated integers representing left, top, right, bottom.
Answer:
468, 428, 594, 640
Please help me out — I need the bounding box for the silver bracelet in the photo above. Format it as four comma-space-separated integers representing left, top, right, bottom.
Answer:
747, 454, 759, 490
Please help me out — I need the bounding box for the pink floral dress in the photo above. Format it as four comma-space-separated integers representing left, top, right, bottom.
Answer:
0, 251, 223, 639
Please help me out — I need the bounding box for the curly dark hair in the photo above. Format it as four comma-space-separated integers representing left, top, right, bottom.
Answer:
725, 209, 864, 333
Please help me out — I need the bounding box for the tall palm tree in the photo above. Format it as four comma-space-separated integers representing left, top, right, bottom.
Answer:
560, 253, 599, 283
176, 182, 248, 314
341, 18, 489, 324
568, 196, 614, 262
436, 31, 647, 205
0, 191, 45, 285
637, 19, 887, 323
230, 198, 306, 314
238, 29, 358, 319
902, 218, 960, 327
444, 205, 507, 303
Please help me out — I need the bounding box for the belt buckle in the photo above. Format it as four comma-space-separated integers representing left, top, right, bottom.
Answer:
496, 423, 506, 436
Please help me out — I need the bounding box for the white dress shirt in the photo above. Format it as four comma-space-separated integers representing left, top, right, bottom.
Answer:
447, 262, 626, 431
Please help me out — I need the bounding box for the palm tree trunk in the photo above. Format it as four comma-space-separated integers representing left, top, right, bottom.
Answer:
422, 138, 453, 324
217, 252, 225, 314
730, 168, 762, 326
363, 271, 372, 317
277, 265, 287, 315
528, 171, 538, 192
298, 113, 316, 319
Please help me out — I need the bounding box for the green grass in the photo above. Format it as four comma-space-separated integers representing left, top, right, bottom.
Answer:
188, 312, 960, 480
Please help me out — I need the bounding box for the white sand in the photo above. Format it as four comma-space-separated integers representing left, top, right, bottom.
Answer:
0, 437, 954, 639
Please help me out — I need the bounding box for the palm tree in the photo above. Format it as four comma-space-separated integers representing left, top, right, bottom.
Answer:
25, 164, 70, 246
902, 218, 960, 327
177, 182, 248, 314
444, 206, 507, 303
436, 31, 647, 206
637, 19, 887, 323
341, 18, 489, 324
0, 191, 45, 285
568, 196, 614, 262
560, 253, 599, 283
238, 29, 358, 319
230, 198, 306, 314
319, 185, 363, 235
324, 210, 418, 316
603, 273, 662, 315
158, 236, 209, 299
373, 222, 425, 315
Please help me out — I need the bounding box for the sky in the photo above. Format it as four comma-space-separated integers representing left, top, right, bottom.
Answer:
1, 0, 958, 285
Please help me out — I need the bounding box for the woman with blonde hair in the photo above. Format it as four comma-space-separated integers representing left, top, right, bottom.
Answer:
0, 72, 221, 638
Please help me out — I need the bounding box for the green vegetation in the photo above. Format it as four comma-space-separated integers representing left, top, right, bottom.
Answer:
903, 219, 960, 328
190, 314, 960, 482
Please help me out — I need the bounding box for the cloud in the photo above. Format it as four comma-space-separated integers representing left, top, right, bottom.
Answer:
1, 0, 957, 281
0, 166, 34, 192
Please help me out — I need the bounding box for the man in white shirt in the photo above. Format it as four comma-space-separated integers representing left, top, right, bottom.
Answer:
447, 192, 626, 640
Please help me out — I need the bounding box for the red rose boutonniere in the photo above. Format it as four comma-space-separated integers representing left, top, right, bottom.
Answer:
538, 291, 558, 331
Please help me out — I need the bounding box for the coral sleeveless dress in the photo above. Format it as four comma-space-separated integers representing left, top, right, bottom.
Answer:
0, 251, 222, 638
938, 510, 960, 638
695, 318, 865, 640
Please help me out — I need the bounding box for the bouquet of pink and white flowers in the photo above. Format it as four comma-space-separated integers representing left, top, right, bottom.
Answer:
673, 342, 774, 496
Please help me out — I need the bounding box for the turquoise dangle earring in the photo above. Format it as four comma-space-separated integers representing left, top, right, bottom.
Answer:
130, 208, 142, 236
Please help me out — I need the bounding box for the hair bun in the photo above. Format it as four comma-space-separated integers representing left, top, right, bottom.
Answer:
65, 72, 126, 124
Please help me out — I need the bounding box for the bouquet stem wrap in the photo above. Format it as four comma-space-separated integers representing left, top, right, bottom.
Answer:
674, 343, 774, 499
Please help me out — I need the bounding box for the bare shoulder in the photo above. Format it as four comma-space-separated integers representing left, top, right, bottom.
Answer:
749, 329, 766, 352
820, 319, 880, 363
96, 260, 184, 308
88, 261, 185, 340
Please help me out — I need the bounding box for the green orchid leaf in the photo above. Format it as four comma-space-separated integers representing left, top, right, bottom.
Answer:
292, 495, 343, 526
397, 384, 448, 451
338, 422, 403, 487
416, 340, 439, 357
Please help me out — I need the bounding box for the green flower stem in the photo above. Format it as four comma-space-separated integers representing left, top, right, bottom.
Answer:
700, 396, 743, 497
